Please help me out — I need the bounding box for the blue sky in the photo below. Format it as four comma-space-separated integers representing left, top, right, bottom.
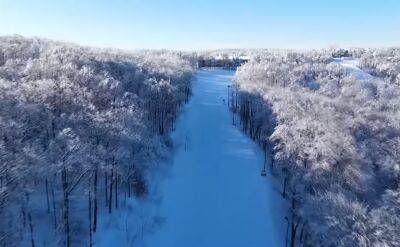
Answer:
1, 0, 399, 50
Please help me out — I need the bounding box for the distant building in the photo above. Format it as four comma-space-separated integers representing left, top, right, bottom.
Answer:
197, 56, 249, 69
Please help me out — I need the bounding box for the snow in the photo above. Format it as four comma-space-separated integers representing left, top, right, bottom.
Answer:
144, 69, 286, 247
333, 57, 375, 81
94, 198, 162, 247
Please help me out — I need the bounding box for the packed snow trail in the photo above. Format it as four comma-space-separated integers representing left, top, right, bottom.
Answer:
333, 57, 385, 84
333, 57, 374, 80
146, 69, 286, 247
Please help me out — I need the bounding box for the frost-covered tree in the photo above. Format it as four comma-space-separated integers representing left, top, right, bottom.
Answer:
0, 35, 193, 246
234, 50, 400, 246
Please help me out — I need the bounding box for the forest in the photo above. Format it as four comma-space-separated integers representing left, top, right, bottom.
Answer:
233, 48, 400, 246
0, 36, 194, 246
1, 35, 400, 247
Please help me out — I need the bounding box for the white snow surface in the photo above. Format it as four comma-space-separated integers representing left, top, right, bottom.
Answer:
333, 57, 375, 81
144, 69, 286, 247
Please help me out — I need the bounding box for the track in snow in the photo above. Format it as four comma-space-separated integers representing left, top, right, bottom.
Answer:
333, 57, 377, 81
145, 69, 286, 247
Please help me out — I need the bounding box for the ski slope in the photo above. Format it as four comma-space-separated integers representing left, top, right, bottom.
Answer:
333, 57, 376, 80
145, 69, 286, 247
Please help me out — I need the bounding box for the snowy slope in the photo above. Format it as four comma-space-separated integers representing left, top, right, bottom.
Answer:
145, 69, 286, 247
333, 57, 376, 80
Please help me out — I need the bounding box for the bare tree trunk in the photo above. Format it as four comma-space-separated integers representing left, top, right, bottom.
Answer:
283, 176, 287, 198
28, 213, 35, 247
88, 189, 93, 247
21, 205, 27, 228
115, 174, 118, 209
105, 172, 108, 207
93, 165, 98, 232
290, 217, 300, 247
127, 177, 131, 198
45, 178, 50, 214
271, 157, 274, 170
264, 147, 267, 167
108, 164, 113, 214
61, 166, 70, 247
285, 217, 289, 247
299, 222, 306, 245
51, 181, 57, 230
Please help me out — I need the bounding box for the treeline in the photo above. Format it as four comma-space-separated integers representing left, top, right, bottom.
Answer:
234, 50, 400, 246
0, 36, 193, 246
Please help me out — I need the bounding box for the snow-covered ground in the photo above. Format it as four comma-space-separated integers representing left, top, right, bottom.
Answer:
145, 69, 286, 247
333, 57, 376, 81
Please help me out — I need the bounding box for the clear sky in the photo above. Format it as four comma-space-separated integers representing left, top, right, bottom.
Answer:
1, 0, 399, 50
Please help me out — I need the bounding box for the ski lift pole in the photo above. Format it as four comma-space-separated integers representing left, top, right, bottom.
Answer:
261, 145, 267, 176
227, 85, 231, 108
185, 134, 188, 151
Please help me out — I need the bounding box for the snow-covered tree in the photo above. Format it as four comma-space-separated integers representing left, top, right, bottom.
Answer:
234, 49, 400, 246
0, 35, 193, 246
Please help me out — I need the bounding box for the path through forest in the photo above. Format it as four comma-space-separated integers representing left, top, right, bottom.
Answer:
145, 69, 286, 247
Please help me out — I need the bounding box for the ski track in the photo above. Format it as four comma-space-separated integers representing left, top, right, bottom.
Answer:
333, 57, 378, 81
145, 69, 286, 247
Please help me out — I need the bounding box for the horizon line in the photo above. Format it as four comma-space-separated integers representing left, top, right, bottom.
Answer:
2, 33, 399, 53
